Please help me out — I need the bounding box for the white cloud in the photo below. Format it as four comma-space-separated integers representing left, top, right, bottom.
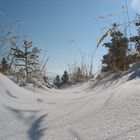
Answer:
131, 0, 140, 11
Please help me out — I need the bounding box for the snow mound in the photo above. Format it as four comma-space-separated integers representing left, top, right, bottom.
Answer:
0, 64, 140, 140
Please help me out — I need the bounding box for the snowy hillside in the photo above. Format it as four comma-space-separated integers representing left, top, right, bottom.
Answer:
1, 64, 140, 140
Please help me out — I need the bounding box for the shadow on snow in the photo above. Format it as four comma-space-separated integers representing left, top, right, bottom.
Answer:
29, 114, 47, 140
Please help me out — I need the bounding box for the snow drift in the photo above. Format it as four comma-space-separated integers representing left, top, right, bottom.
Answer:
1, 64, 140, 139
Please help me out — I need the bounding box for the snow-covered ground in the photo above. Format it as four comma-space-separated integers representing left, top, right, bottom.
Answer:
1, 64, 140, 140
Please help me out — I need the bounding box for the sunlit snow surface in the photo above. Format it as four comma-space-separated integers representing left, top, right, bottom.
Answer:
1, 64, 140, 140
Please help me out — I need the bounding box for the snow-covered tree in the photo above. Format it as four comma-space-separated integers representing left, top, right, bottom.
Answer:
11, 40, 41, 78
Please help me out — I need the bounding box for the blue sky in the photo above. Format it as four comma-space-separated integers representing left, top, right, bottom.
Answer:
0, 0, 139, 74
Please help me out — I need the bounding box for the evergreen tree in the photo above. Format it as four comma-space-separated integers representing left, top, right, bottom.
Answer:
11, 40, 41, 78
101, 27, 129, 73
53, 75, 61, 87
61, 70, 69, 84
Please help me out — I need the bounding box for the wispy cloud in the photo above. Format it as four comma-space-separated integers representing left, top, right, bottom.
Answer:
131, 0, 140, 11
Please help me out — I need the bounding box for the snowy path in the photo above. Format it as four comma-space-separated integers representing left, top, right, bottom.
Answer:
1, 69, 140, 140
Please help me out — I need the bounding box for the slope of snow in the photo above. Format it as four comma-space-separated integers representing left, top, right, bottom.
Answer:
1, 64, 140, 140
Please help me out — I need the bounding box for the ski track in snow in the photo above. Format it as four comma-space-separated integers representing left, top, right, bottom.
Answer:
1, 65, 140, 139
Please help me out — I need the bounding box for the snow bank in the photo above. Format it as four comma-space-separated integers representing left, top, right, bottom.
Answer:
0, 64, 140, 139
